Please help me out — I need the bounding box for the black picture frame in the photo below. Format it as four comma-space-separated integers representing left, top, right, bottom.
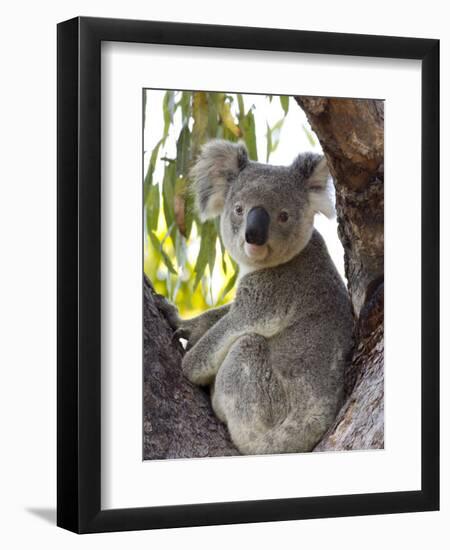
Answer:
57, 16, 439, 533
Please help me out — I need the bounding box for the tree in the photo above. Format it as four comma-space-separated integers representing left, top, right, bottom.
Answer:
143, 97, 384, 459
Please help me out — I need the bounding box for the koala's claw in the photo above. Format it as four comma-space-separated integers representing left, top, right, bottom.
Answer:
173, 327, 190, 341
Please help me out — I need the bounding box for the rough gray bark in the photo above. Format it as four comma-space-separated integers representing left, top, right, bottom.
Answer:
295, 97, 384, 451
143, 275, 238, 459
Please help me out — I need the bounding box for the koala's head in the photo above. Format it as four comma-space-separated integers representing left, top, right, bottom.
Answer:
191, 139, 334, 272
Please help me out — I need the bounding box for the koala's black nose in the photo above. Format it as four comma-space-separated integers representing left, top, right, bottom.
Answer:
245, 206, 270, 246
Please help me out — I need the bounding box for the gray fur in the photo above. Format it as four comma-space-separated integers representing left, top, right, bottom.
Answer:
179, 140, 353, 455
190, 140, 248, 221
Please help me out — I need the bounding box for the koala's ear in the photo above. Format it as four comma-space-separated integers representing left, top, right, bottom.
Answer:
190, 140, 248, 221
293, 153, 335, 218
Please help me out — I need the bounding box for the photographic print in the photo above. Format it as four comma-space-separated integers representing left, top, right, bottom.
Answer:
143, 90, 384, 460
57, 17, 438, 532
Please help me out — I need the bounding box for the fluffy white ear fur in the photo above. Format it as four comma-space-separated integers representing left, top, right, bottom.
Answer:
307, 157, 335, 219
190, 140, 248, 221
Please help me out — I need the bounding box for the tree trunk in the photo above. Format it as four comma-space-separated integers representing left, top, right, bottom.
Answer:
143, 97, 384, 457
143, 275, 238, 459
295, 97, 384, 451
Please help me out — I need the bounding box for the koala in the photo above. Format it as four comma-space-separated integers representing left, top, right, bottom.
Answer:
177, 139, 353, 455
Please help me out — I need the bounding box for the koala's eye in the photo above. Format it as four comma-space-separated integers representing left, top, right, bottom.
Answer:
278, 211, 289, 223
234, 204, 244, 216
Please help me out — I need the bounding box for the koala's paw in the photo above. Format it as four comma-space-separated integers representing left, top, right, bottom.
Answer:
181, 348, 211, 386
175, 319, 203, 350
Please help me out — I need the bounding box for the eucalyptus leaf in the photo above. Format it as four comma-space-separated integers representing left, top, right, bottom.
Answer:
302, 123, 317, 147
175, 230, 188, 276
266, 122, 272, 163
174, 176, 187, 236
193, 220, 217, 291
192, 92, 208, 157
237, 94, 245, 119
207, 228, 217, 277
180, 91, 192, 127
242, 110, 258, 160
220, 101, 241, 138
220, 268, 238, 301
184, 189, 195, 239
143, 138, 163, 203
149, 231, 177, 274
146, 184, 160, 232
193, 243, 208, 291
176, 125, 191, 177
162, 90, 175, 141
223, 126, 238, 143
207, 97, 219, 138
220, 242, 227, 274
162, 162, 176, 244
280, 95, 290, 116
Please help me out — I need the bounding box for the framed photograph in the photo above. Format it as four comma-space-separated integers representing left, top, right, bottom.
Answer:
57, 17, 439, 533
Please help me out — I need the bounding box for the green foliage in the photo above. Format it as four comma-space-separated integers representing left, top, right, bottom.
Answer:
266, 117, 285, 162
144, 91, 289, 318
302, 123, 317, 147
